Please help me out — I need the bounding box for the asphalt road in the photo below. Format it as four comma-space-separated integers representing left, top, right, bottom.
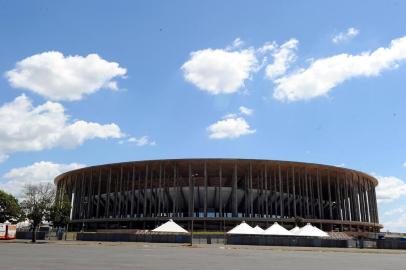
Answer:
0, 242, 405, 270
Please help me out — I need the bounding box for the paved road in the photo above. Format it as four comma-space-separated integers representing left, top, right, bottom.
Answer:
0, 242, 405, 270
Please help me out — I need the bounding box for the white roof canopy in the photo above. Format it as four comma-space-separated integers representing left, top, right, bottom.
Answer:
296, 223, 329, 237
152, 219, 189, 233
263, 222, 293, 236
290, 226, 301, 235
227, 221, 256, 234
253, 225, 265, 234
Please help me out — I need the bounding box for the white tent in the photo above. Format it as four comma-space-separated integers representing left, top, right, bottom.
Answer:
296, 223, 329, 237
290, 226, 301, 235
253, 225, 265, 234
227, 221, 256, 234
263, 222, 293, 236
152, 219, 189, 233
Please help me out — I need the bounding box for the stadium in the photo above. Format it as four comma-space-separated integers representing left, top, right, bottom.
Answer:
54, 159, 381, 233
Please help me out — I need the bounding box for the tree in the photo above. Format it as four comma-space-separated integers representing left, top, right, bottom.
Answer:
50, 193, 71, 228
0, 189, 22, 223
20, 183, 55, 242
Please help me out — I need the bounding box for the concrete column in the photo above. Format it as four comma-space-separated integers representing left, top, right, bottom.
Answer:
130, 166, 135, 217
305, 168, 309, 218
292, 167, 297, 218
278, 164, 283, 218
316, 169, 321, 219
189, 164, 193, 217
265, 164, 269, 218
219, 165, 223, 217
106, 169, 112, 218
204, 162, 208, 218
96, 169, 102, 218
143, 165, 149, 218
327, 170, 333, 219
232, 163, 238, 217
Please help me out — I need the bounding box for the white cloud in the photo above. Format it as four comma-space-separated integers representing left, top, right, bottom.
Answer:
181, 43, 258, 94
222, 113, 238, 119
239, 106, 253, 116
384, 207, 406, 216
382, 213, 406, 232
257, 41, 277, 54
265, 39, 298, 79
6, 51, 126, 101
120, 136, 156, 146
1, 161, 85, 197
334, 163, 346, 167
403, 162, 406, 168
207, 116, 255, 139
374, 174, 406, 203
273, 36, 406, 102
0, 95, 123, 161
226, 38, 244, 50
332, 27, 359, 44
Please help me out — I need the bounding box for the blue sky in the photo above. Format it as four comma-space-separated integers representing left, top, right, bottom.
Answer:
0, 0, 405, 231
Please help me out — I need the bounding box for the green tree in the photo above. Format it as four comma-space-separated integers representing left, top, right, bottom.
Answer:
0, 189, 22, 223
20, 183, 55, 242
50, 193, 71, 228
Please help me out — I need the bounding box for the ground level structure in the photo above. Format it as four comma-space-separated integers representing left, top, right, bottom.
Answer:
54, 159, 381, 233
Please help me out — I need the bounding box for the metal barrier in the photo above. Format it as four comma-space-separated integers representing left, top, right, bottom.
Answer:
377, 238, 406, 249
77, 232, 191, 243
225, 234, 356, 248
16, 231, 46, 240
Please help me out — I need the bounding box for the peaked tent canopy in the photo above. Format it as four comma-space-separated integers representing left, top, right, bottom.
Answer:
296, 223, 329, 237
290, 226, 301, 235
152, 219, 189, 233
253, 225, 265, 234
264, 222, 293, 236
227, 221, 256, 234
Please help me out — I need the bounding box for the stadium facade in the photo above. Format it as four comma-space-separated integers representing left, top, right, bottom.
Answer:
54, 159, 381, 232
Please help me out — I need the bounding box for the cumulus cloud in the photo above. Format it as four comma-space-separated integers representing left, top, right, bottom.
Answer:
239, 106, 253, 116
257, 41, 277, 55
6, 51, 127, 101
382, 213, 406, 232
332, 27, 359, 44
384, 207, 406, 216
273, 36, 406, 102
207, 116, 255, 139
181, 47, 258, 94
0, 95, 123, 161
374, 174, 406, 203
119, 136, 156, 146
265, 39, 298, 79
1, 161, 85, 197
226, 38, 244, 50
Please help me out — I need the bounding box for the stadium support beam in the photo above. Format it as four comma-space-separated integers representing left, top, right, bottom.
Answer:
96, 169, 102, 218
232, 163, 238, 217
204, 162, 208, 218
292, 167, 296, 217
131, 166, 135, 217
278, 164, 283, 218
219, 165, 223, 217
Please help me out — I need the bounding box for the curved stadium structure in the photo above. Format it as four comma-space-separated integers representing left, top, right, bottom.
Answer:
55, 159, 381, 233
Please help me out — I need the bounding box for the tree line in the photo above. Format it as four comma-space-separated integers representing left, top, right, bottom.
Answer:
0, 183, 70, 242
